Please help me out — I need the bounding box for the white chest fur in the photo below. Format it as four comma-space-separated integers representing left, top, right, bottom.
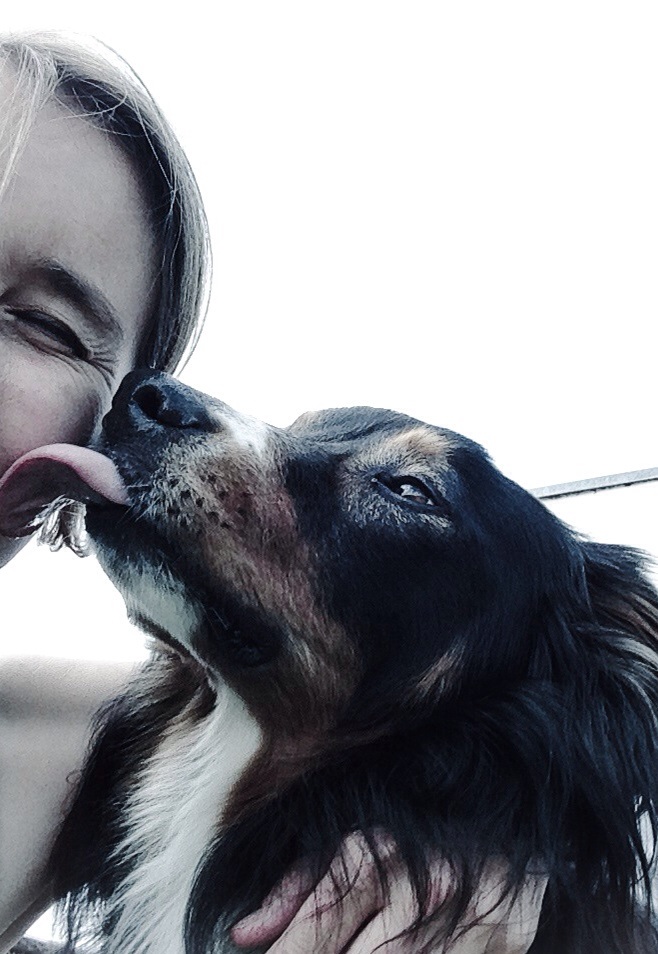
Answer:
102, 684, 262, 954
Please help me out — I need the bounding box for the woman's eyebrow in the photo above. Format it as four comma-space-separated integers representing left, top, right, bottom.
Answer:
28, 258, 126, 344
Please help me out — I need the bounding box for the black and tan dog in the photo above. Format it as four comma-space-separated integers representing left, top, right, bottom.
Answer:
25, 373, 658, 952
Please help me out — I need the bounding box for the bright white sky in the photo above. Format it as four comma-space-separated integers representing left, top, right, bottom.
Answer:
3, 2, 658, 660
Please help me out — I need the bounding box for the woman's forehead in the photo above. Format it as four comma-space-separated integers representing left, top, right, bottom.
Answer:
0, 87, 157, 364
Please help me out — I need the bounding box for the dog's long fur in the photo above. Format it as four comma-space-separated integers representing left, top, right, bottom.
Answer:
49, 371, 658, 953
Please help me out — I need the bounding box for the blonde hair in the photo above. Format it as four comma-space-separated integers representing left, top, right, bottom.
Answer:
0, 31, 211, 373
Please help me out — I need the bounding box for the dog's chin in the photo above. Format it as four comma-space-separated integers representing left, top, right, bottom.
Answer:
86, 504, 282, 675
86, 501, 168, 564
86, 504, 201, 655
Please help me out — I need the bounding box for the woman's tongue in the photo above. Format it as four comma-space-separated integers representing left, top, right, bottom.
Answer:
0, 445, 128, 537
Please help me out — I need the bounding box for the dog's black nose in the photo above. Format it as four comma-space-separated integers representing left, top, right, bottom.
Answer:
105, 370, 215, 438
132, 379, 207, 430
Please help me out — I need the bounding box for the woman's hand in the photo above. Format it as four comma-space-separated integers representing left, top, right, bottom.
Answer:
231, 835, 546, 953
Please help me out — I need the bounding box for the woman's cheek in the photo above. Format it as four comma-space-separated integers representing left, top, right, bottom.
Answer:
0, 351, 110, 473
36, 364, 110, 446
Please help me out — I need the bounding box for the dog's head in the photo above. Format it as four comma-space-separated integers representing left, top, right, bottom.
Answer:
84, 371, 590, 740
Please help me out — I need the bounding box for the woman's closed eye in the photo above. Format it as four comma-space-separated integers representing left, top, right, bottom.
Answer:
4, 307, 91, 361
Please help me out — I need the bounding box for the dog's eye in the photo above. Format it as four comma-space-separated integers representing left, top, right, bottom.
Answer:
398, 482, 432, 504
373, 474, 447, 512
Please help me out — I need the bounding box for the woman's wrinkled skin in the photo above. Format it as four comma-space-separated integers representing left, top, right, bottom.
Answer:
0, 67, 156, 569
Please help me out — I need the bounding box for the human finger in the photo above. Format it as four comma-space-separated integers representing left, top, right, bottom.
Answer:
297, 841, 455, 954
341, 876, 438, 953
474, 872, 547, 954
443, 867, 546, 954
231, 864, 316, 948
345, 863, 546, 954
248, 831, 397, 954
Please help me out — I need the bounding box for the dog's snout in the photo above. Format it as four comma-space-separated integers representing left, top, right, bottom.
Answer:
132, 380, 208, 430
104, 370, 215, 440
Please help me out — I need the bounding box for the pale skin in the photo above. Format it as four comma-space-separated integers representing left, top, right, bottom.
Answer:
0, 67, 544, 953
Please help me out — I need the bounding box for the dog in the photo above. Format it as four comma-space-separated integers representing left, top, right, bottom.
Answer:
35, 371, 658, 952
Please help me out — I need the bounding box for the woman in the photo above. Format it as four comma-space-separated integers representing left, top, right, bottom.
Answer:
0, 32, 543, 953
0, 31, 210, 950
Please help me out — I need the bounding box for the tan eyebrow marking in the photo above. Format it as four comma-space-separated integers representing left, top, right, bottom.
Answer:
380, 426, 455, 461
351, 426, 455, 476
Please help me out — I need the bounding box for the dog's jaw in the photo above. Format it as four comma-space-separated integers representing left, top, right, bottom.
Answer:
95, 548, 209, 667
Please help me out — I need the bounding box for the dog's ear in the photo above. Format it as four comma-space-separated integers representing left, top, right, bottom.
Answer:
579, 542, 658, 882
582, 540, 658, 654
528, 541, 658, 951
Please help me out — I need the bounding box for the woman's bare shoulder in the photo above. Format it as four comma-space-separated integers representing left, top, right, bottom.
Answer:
0, 657, 136, 949
0, 656, 136, 721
